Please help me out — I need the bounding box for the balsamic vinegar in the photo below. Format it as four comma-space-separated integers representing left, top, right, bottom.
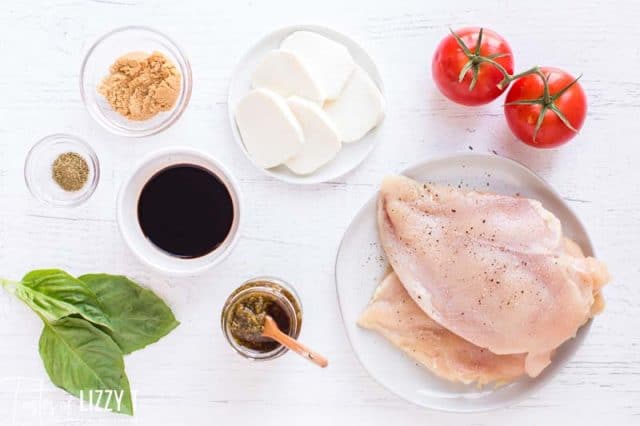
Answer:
137, 165, 234, 258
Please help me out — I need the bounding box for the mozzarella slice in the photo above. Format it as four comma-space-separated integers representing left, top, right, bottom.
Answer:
251, 50, 324, 104
324, 66, 384, 143
235, 89, 304, 169
285, 97, 342, 175
280, 31, 355, 101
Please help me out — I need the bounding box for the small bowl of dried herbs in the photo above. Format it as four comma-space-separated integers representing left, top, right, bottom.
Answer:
24, 133, 100, 207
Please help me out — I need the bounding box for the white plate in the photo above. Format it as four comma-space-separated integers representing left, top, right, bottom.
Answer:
335, 153, 595, 412
228, 25, 384, 184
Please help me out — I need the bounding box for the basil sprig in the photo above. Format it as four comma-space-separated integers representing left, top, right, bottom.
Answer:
1, 269, 179, 416
8, 269, 112, 328
79, 274, 179, 354
39, 317, 134, 415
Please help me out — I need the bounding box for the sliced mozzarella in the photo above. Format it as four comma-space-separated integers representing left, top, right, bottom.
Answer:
251, 50, 324, 104
280, 31, 355, 101
285, 97, 342, 175
235, 89, 304, 169
324, 66, 385, 143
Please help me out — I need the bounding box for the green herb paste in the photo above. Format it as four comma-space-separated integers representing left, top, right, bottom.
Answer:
229, 291, 293, 352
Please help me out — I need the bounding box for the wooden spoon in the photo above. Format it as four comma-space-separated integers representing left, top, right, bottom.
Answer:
262, 315, 328, 368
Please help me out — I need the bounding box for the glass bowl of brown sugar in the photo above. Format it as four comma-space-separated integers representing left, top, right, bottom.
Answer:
80, 26, 192, 138
24, 134, 100, 207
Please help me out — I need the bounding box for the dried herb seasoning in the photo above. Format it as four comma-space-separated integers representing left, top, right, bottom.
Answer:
52, 152, 89, 191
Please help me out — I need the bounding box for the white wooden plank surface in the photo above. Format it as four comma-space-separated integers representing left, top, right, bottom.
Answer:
0, 0, 638, 424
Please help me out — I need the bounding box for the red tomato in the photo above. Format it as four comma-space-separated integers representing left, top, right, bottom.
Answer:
432, 27, 514, 106
504, 67, 587, 148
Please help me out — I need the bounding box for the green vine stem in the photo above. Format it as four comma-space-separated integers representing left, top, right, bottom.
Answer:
497, 65, 543, 91
449, 28, 582, 144
500, 66, 582, 142
450, 28, 512, 91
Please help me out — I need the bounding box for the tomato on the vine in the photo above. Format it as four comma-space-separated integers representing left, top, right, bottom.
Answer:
503, 67, 586, 148
432, 27, 514, 106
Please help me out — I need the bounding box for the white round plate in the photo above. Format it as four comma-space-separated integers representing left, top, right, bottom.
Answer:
228, 25, 385, 184
335, 153, 595, 412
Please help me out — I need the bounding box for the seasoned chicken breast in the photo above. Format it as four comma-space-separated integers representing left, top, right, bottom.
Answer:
358, 272, 527, 385
377, 175, 609, 377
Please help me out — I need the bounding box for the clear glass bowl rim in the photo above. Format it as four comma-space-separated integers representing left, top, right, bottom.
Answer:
24, 133, 100, 207
79, 25, 193, 138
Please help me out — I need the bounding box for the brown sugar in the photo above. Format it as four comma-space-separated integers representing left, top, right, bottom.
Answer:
98, 51, 181, 121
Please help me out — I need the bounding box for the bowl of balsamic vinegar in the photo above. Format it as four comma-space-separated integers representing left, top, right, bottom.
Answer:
117, 147, 241, 274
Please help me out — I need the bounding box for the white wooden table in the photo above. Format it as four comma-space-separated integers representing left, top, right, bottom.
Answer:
1, 1, 638, 424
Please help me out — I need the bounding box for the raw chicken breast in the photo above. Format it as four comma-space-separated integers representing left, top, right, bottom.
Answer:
358, 272, 526, 385
377, 175, 609, 377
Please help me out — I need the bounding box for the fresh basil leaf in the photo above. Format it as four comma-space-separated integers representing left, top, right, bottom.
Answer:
16, 269, 111, 329
39, 317, 133, 415
78, 274, 180, 354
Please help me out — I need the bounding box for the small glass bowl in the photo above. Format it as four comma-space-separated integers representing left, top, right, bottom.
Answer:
80, 26, 192, 138
221, 277, 303, 361
24, 134, 100, 207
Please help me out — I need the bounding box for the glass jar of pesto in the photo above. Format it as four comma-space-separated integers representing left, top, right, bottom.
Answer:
221, 277, 302, 360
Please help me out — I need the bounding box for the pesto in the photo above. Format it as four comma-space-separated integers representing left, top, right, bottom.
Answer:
228, 291, 290, 352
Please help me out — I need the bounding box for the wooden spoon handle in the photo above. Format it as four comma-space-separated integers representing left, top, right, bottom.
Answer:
264, 325, 328, 368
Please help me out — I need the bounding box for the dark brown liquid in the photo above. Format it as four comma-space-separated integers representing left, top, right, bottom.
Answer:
137, 165, 234, 258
